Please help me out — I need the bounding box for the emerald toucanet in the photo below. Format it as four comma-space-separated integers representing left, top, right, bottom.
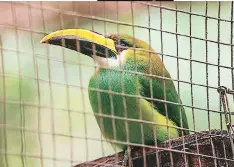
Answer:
40, 29, 189, 163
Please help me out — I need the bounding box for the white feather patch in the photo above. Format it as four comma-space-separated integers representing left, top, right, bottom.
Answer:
92, 50, 127, 69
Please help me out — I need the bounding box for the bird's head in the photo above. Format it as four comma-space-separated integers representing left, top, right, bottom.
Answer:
40, 29, 155, 69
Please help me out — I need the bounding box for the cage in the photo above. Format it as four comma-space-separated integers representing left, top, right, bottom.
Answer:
0, 1, 234, 167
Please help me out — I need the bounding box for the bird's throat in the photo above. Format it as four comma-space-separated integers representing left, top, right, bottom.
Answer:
92, 50, 127, 70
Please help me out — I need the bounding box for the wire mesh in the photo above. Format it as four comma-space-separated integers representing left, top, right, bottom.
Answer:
0, 1, 234, 167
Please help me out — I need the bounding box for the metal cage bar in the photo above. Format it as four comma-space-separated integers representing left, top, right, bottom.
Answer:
0, 1, 234, 167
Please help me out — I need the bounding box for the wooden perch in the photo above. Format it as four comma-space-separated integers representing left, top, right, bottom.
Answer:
74, 130, 234, 167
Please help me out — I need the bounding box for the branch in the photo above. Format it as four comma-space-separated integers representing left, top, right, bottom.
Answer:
74, 130, 234, 167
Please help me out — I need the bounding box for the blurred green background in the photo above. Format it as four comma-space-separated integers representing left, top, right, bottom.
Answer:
0, 1, 234, 167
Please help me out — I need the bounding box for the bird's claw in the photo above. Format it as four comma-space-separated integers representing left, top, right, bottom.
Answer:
122, 150, 129, 166
122, 147, 134, 167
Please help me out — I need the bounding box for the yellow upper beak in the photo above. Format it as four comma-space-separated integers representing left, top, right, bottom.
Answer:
40, 29, 117, 52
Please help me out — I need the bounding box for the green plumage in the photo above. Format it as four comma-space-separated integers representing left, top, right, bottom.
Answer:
88, 48, 189, 150
41, 30, 189, 151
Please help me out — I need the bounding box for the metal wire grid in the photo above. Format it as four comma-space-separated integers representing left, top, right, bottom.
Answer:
0, 1, 233, 167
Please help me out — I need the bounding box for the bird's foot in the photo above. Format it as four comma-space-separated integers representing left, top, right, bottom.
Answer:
121, 146, 142, 166
122, 146, 134, 167
122, 149, 129, 166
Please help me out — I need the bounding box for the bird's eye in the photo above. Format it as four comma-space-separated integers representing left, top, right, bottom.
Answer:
114, 38, 134, 53
120, 39, 130, 47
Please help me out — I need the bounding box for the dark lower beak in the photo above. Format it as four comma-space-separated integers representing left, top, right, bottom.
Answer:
40, 29, 117, 59
45, 37, 117, 59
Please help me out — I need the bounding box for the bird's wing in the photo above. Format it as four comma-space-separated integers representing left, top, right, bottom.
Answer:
137, 98, 179, 142
135, 52, 189, 135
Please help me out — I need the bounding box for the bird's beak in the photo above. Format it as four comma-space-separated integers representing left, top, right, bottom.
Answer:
40, 29, 117, 58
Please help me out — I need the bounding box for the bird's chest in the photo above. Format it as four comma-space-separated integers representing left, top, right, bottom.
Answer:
87, 70, 151, 147
88, 69, 140, 116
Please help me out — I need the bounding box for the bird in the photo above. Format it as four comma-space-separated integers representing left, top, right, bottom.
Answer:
40, 29, 189, 166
